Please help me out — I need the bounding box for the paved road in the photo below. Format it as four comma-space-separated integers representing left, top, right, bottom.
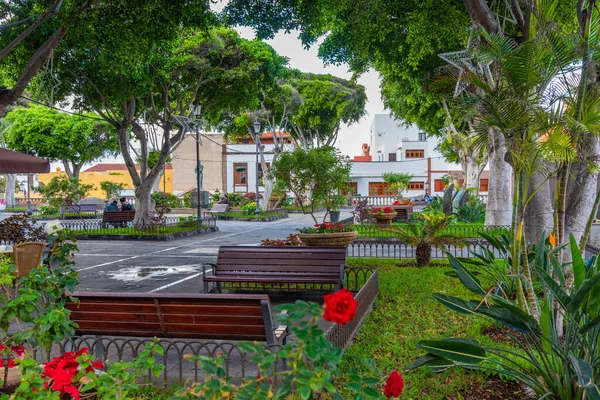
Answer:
72, 211, 351, 294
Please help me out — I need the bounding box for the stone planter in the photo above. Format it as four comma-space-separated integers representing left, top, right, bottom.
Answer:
373, 211, 397, 228
298, 231, 358, 247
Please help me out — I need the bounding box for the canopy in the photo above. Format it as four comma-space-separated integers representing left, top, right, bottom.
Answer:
0, 148, 50, 173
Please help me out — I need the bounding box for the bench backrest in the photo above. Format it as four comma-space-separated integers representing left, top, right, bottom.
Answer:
67, 292, 278, 343
61, 204, 97, 213
102, 210, 136, 222
216, 246, 346, 280
209, 204, 229, 213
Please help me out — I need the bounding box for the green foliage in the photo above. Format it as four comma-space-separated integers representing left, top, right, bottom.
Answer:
4, 105, 118, 176
384, 212, 466, 267
240, 201, 259, 215
273, 146, 351, 223
38, 205, 59, 216
35, 175, 94, 208
0, 214, 45, 244
151, 192, 181, 208
409, 234, 600, 399
455, 201, 486, 223
99, 181, 126, 200
173, 297, 390, 399
382, 172, 413, 197
422, 196, 443, 214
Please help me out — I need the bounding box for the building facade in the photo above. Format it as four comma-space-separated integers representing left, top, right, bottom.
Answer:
171, 134, 225, 194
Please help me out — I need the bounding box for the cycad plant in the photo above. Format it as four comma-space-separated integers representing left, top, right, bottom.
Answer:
384, 212, 465, 267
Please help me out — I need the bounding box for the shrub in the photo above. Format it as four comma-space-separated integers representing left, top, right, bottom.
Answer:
298, 222, 354, 234
152, 192, 181, 208
0, 214, 45, 244
260, 234, 305, 246
423, 196, 443, 213
35, 176, 94, 208
226, 193, 244, 207
100, 181, 126, 199
241, 201, 258, 215
39, 205, 59, 216
455, 201, 485, 223
352, 198, 373, 225
177, 215, 199, 228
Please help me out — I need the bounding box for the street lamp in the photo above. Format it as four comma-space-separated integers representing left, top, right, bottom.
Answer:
193, 105, 203, 222
253, 120, 262, 216
345, 155, 350, 162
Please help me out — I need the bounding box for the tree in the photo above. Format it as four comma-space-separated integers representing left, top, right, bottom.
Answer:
382, 172, 412, 199
273, 146, 351, 223
99, 181, 125, 200
3, 104, 118, 180
385, 212, 465, 267
36, 175, 94, 208
53, 19, 284, 227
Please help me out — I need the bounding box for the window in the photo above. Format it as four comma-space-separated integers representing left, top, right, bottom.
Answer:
405, 149, 424, 158
389, 153, 396, 161
418, 132, 427, 141
408, 181, 425, 190
342, 182, 358, 195
258, 163, 270, 180
233, 163, 247, 185
434, 179, 445, 192
368, 182, 391, 196
480, 178, 489, 192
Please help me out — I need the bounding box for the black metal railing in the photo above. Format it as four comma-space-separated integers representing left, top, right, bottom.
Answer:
353, 224, 511, 239
326, 268, 379, 349
347, 238, 501, 259
48, 216, 216, 237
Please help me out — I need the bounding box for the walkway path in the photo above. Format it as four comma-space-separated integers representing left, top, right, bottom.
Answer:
72, 211, 352, 293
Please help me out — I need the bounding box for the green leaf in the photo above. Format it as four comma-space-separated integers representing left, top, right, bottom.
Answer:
299, 385, 311, 400
536, 267, 571, 309
571, 357, 594, 388
405, 353, 455, 372
475, 301, 540, 333
447, 253, 486, 295
417, 338, 486, 365
580, 314, 600, 334
570, 234, 586, 289
567, 272, 600, 314
587, 385, 600, 400
539, 299, 553, 353
433, 293, 477, 315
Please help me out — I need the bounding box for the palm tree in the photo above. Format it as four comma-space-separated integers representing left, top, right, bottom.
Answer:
383, 213, 466, 267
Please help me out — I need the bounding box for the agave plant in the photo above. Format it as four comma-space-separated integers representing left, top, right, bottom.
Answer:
383, 212, 466, 267
408, 235, 600, 399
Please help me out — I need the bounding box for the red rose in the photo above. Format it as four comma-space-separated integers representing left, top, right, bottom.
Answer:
384, 370, 404, 398
323, 289, 358, 325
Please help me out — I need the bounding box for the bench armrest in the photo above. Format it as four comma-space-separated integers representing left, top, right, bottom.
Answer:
202, 263, 217, 293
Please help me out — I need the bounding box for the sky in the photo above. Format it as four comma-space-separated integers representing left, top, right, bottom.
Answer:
231, 26, 386, 158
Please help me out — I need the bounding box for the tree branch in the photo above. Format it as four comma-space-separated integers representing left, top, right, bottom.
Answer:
463, 0, 499, 33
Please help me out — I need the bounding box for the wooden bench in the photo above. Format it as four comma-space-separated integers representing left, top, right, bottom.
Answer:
60, 204, 98, 218
204, 203, 229, 219
101, 210, 135, 227
390, 205, 414, 222
66, 292, 287, 346
203, 246, 346, 293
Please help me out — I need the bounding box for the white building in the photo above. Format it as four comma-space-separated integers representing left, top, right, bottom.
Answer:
350, 114, 489, 198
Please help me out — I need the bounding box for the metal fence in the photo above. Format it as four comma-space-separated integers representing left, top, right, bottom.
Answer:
347, 238, 500, 259
354, 224, 511, 239
52, 216, 216, 236
326, 268, 379, 349
585, 243, 600, 259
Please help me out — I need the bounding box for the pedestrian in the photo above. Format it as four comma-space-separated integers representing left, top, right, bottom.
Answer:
120, 197, 134, 211
105, 200, 118, 212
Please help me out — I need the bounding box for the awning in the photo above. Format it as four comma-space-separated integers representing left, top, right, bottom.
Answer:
0, 148, 50, 173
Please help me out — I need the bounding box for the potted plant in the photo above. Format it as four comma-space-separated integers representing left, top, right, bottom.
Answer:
372, 206, 397, 227
297, 222, 358, 246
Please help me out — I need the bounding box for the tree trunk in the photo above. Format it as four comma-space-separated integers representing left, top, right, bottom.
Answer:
524, 169, 554, 243
5, 174, 16, 207
132, 179, 157, 228
260, 177, 274, 210
465, 156, 480, 189
416, 243, 431, 267
565, 148, 599, 245
485, 129, 513, 226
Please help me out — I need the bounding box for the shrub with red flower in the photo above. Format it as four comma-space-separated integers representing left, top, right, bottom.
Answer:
42, 348, 103, 400
0, 344, 24, 368
393, 199, 414, 206
384, 370, 405, 398
323, 288, 358, 325
373, 206, 395, 214
260, 234, 306, 247
297, 222, 354, 233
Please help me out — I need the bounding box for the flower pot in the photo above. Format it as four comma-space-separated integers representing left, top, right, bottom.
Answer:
298, 231, 358, 246
373, 211, 397, 227
329, 211, 341, 223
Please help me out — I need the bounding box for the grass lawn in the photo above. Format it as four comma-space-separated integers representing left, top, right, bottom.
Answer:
340, 258, 515, 399
68, 224, 210, 236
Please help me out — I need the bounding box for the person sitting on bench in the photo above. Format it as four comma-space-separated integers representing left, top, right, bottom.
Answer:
120, 197, 134, 211
105, 200, 118, 212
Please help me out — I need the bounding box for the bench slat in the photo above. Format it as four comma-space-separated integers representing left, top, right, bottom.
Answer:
204, 276, 339, 283
69, 311, 265, 325
67, 303, 264, 316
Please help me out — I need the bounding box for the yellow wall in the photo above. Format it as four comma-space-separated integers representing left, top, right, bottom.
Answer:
37, 168, 173, 199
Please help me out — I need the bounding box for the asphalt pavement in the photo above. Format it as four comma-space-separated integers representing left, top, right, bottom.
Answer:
71, 211, 351, 294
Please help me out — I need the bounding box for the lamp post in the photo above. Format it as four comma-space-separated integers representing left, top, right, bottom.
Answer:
193, 105, 203, 222
345, 155, 350, 162
253, 120, 261, 216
